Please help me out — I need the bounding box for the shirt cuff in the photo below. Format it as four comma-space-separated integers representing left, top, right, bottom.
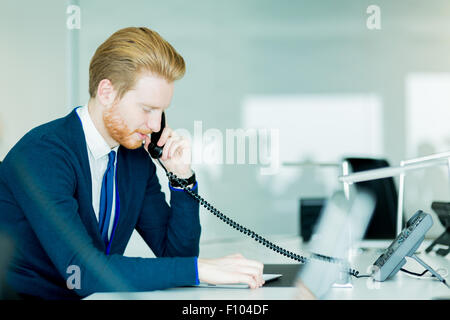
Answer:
195, 257, 200, 285
168, 181, 198, 192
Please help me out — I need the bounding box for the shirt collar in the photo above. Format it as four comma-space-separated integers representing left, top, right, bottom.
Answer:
76, 105, 119, 160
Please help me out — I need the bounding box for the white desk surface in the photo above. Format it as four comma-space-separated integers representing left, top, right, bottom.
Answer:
85, 235, 450, 300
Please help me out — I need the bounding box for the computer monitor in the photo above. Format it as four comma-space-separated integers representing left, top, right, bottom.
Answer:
299, 198, 327, 242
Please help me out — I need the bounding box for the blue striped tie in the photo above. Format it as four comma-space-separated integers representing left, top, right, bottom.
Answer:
98, 150, 116, 247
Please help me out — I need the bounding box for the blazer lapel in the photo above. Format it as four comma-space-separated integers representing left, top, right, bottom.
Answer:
66, 108, 106, 250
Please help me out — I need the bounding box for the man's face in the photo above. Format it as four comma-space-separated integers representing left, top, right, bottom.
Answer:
103, 73, 174, 149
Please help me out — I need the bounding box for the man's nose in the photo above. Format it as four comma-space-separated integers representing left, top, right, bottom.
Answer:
147, 113, 162, 133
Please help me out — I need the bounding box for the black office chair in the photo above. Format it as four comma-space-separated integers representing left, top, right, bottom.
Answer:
344, 157, 399, 239
425, 202, 450, 256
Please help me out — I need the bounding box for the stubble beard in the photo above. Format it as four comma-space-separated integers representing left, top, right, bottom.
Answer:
103, 102, 144, 150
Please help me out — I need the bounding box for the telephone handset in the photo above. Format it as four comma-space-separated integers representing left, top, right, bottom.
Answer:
147, 111, 165, 159
145, 112, 362, 278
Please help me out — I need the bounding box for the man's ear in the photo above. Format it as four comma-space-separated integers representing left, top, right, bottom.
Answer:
96, 79, 117, 106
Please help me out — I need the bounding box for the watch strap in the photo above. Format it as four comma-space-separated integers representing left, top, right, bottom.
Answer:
169, 171, 196, 188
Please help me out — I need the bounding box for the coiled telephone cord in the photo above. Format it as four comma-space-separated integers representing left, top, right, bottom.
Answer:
158, 160, 365, 278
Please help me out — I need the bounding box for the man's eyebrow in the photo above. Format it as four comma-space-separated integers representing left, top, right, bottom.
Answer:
142, 104, 170, 110
141, 104, 160, 109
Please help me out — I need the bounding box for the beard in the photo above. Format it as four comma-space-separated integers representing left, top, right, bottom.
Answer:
103, 102, 149, 149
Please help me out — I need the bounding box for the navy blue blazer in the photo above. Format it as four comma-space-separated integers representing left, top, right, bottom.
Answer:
0, 108, 201, 299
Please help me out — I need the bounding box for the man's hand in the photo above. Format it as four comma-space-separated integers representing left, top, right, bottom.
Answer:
144, 125, 192, 178
197, 253, 265, 289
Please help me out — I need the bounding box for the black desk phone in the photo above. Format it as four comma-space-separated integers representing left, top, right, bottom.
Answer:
144, 113, 448, 287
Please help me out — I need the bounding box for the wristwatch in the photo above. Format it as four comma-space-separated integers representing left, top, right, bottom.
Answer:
169, 171, 196, 188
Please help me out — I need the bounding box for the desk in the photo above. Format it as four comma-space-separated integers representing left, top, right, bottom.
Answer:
85, 235, 450, 300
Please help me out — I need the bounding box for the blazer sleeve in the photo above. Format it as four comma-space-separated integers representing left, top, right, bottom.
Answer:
135, 160, 201, 258
3, 136, 198, 298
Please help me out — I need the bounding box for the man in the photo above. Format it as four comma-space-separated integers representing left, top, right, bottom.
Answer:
0, 27, 264, 299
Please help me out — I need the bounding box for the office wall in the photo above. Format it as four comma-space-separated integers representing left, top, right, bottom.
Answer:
1, 1, 449, 256
0, 0, 67, 158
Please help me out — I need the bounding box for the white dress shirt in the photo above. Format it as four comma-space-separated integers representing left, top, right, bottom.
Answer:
76, 105, 119, 241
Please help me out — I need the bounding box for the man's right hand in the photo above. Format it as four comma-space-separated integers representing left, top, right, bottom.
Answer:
197, 253, 265, 289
